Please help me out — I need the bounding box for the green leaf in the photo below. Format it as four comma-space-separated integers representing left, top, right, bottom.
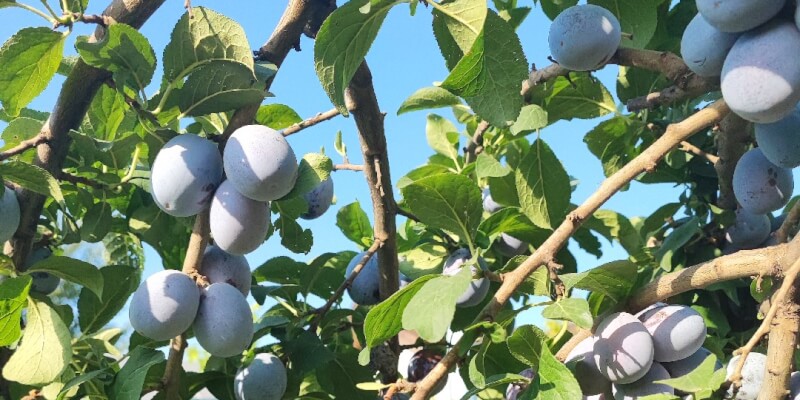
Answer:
78, 265, 138, 334
75, 23, 156, 91
0, 117, 44, 162
536, 345, 582, 400
479, 208, 551, 246
281, 153, 333, 199
80, 202, 113, 243
397, 86, 462, 115
255, 104, 302, 129
506, 324, 547, 367
401, 172, 483, 247
541, 298, 593, 330
584, 116, 645, 177
363, 275, 437, 348
26, 256, 104, 299
162, 7, 254, 83
402, 267, 472, 342
499, 257, 550, 296
0, 27, 65, 117
432, 0, 487, 53
539, 0, 579, 20
314, 0, 404, 114
475, 153, 511, 179
515, 139, 571, 229
560, 260, 637, 303
654, 217, 701, 271
527, 73, 616, 124
110, 347, 165, 400
460, 373, 531, 399
86, 84, 127, 141
0, 275, 31, 346
274, 216, 313, 254
510, 105, 548, 135
588, 0, 665, 49
0, 161, 65, 208
399, 242, 448, 280
585, 209, 647, 263
655, 354, 722, 393
336, 201, 374, 249
425, 113, 460, 160
173, 60, 266, 117
2, 298, 72, 385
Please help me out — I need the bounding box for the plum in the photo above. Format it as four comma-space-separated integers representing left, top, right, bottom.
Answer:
0, 186, 20, 244
696, 0, 785, 33
755, 106, 800, 168
482, 188, 502, 213
129, 269, 200, 341
24, 248, 60, 295
150, 134, 223, 217
732, 148, 794, 214
611, 362, 674, 400
725, 352, 767, 400
548, 4, 621, 71
638, 304, 706, 362
790, 371, 800, 400
721, 22, 800, 123
496, 234, 528, 257
407, 349, 447, 395
680, 14, 740, 77
663, 348, 721, 394
593, 312, 654, 384
200, 244, 251, 296
505, 368, 535, 400
345, 251, 381, 305
193, 282, 254, 357
565, 336, 612, 395
726, 209, 771, 250
223, 124, 298, 202
442, 248, 490, 308
209, 180, 271, 256
234, 352, 287, 400
300, 177, 334, 220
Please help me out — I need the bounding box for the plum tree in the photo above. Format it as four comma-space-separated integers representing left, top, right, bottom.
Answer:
0, 185, 20, 244
505, 368, 535, 400
223, 124, 299, 202
755, 105, 800, 169
406, 349, 447, 395
680, 14, 740, 77
593, 312, 655, 384
150, 134, 223, 217
345, 251, 382, 305
209, 180, 271, 255
547, 4, 621, 71
721, 21, 800, 123
300, 177, 334, 220
129, 270, 200, 341
200, 244, 252, 296
638, 304, 706, 362
732, 148, 794, 214
234, 353, 287, 400
662, 348, 721, 395
726, 208, 772, 250
725, 352, 767, 400
442, 248, 490, 308
696, 0, 785, 32
611, 362, 673, 400
193, 282, 254, 357
565, 336, 612, 395
482, 188, 502, 213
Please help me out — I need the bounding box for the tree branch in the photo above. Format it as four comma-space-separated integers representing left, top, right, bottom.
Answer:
713, 113, 751, 210
281, 108, 341, 136
333, 163, 364, 172
410, 100, 731, 399
776, 201, 800, 244
679, 141, 719, 164
464, 120, 489, 164
0, 134, 49, 161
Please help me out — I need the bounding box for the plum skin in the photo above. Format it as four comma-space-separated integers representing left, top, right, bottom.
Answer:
611, 362, 673, 400
680, 14, 739, 77
592, 312, 654, 384
209, 180, 271, 256
150, 134, 223, 217
721, 22, 800, 123
345, 251, 382, 305
200, 244, 251, 296
565, 336, 611, 395
789, 371, 800, 400
696, 0, 785, 33
129, 269, 200, 341
726, 209, 771, 250
505, 368, 535, 400
442, 248, 490, 308
755, 105, 800, 169
725, 353, 767, 400
638, 304, 706, 362
300, 177, 334, 220
496, 233, 527, 257
193, 282, 254, 357
732, 148, 794, 214
548, 4, 621, 71
223, 124, 299, 202
234, 353, 287, 400
0, 186, 20, 244
482, 188, 502, 213
407, 349, 448, 395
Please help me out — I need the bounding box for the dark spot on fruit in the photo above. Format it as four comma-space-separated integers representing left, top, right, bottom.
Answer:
769, 178, 777, 186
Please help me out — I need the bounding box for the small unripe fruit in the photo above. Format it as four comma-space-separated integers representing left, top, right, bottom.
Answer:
565, 336, 611, 395
732, 148, 794, 214
0, 186, 20, 244
223, 125, 298, 202
680, 14, 740, 77
593, 312, 654, 384
209, 180, 271, 255
300, 177, 334, 220
200, 245, 251, 296
234, 353, 287, 400
696, 0, 785, 33
442, 248, 490, 308
725, 352, 767, 400
150, 134, 223, 217
193, 283, 254, 357
726, 209, 771, 250
638, 304, 706, 362
505, 368, 535, 400
482, 188, 502, 213
345, 251, 381, 305
755, 105, 800, 168
548, 4, 621, 71
611, 362, 673, 400
129, 270, 200, 341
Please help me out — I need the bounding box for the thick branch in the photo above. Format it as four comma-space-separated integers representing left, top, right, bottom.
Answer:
776, 200, 800, 244
282, 108, 341, 136
714, 113, 751, 210
0, 134, 49, 161
411, 100, 731, 399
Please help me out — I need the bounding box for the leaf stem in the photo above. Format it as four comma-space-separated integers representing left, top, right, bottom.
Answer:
120, 144, 142, 183
39, 0, 60, 19
11, 2, 57, 24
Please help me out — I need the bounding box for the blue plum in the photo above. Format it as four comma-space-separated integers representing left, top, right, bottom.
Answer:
505, 368, 535, 400
725, 352, 767, 400
201, 244, 251, 296
442, 248, 490, 308
223, 125, 298, 201
209, 180, 271, 255
482, 188, 502, 213
345, 251, 381, 305
407, 349, 447, 395
496, 234, 528, 257
726, 208, 771, 250
733, 148, 794, 214
681, 14, 740, 77
234, 353, 287, 400
0, 185, 20, 244
548, 4, 621, 71
593, 312, 654, 384
193, 282, 254, 357
129, 270, 200, 341
565, 336, 612, 395
696, 0, 785, 32
300, 177, 334, 220
611, 362, 673, 400
755, 105, 800, 168
638, 304, 706, 362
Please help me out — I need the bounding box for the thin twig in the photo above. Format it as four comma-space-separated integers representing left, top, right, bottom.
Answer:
679, 141, 719, 164
464, 120, 489, 164
333, 163, 364, 172
57, 171, 107, 188
776, 201, 800, 244
282, 108, 341, 136
0, 134, 49, 161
